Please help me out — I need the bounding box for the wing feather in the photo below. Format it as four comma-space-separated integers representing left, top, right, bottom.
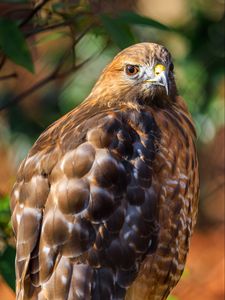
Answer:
11, 107, 160, 300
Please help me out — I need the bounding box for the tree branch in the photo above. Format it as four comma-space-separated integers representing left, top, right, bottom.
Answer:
19, 0, 50, 28
0, 55, 6, 72
25, 20, 71, 38
0, 24, 103, 111
0, 73, 18, 80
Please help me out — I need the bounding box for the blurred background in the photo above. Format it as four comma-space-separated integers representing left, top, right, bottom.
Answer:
0, 0, 224, 299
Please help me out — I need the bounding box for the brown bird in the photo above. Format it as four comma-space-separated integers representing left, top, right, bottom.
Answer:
11, 43, 199, 300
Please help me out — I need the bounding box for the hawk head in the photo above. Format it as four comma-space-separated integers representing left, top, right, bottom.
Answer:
89, 43, 177, 106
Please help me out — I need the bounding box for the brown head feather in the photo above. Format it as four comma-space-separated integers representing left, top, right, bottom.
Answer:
87, 43, 177, 107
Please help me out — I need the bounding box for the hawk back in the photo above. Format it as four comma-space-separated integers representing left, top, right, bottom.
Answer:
11, 106, 168, 300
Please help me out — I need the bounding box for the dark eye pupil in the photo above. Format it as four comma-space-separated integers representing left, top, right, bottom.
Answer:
128, 66, 135, 73
126, 65, 139, 75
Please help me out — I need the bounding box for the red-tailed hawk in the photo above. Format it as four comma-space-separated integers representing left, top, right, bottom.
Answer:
11, 43, 199, 300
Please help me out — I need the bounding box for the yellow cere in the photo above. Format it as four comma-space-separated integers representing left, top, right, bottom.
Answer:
154, 64, 166, 76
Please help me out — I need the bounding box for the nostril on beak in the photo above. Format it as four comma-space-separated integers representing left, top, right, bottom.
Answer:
154, 64, 166, 77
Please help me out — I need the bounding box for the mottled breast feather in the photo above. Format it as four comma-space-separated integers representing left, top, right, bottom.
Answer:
126, 99, 199, 300
11, 105, 164, 300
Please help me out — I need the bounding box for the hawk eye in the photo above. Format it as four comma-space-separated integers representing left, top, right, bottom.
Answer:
125, 65, 140, 76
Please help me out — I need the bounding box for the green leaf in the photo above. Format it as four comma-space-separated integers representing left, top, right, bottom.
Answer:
0, 245, 16, 291
0, 195, 10, 211
0, 18, 34, 72
51, 2, 66, 13
0, 195, 11, 227
100, 14, 136, 49
167, 295, 179, 300
35, 31, 68, 45
181, 267, 189, 279
117, 11, 171, 31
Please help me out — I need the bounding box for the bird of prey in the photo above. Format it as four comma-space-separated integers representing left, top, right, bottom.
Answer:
11, 43, 199, 300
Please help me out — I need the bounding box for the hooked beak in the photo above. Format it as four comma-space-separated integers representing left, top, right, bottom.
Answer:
145, 70, 169, 95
